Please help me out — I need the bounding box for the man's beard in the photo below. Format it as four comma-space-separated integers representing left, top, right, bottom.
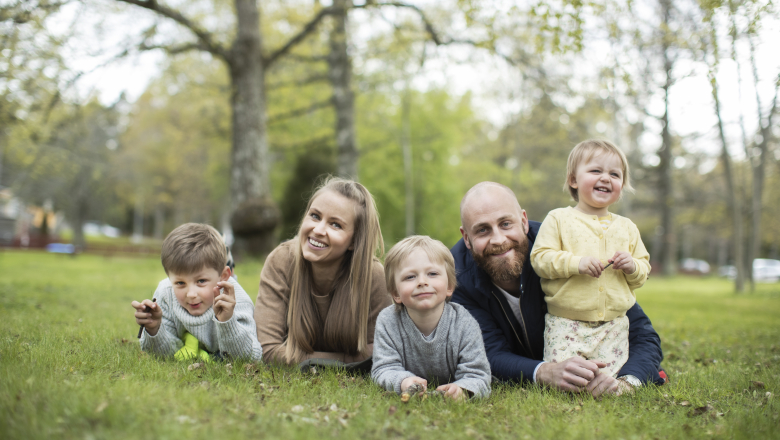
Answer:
470, 237, 529, 282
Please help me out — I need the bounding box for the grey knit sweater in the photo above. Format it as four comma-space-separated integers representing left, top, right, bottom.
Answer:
371, 302, 491, 398
139, 277, 263, 361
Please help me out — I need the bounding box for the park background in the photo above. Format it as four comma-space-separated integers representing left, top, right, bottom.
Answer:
1, 0, 779, 439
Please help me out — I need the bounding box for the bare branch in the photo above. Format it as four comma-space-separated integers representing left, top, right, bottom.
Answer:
267, 98, 332, 125
139, 41, 203, 55
264, 6, 336, 67
115, 0, 228, 60
266, 74, 329, 90
270, 135, 332, 151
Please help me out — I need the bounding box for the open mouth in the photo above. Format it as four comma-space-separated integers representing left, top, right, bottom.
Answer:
189, 302, 202, 309
595, 187, 611, 193
308, 238, 328, 248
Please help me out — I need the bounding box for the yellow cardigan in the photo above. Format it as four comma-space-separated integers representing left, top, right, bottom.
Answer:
530, 207, 650, 322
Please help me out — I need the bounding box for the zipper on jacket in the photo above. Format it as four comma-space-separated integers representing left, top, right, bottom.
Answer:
491, 290, 526, 353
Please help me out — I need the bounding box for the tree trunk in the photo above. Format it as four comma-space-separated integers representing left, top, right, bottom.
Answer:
401, 88, 414, 237
748, 37, 779, 287
708, 33, 745, 292
729, 11, 755, 290
658, 0, 676, 276
153, 206, 165, 240
227, 0, 279, 257
329, 0, 358, 180
132, 193, 144, 243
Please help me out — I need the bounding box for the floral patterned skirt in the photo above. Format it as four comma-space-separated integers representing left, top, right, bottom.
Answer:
543, 313, 629, 378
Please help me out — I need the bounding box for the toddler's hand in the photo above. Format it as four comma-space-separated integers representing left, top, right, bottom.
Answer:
578, 256, 604, 278
436, 383, 468, 401
609, 251, 635, 274
213, 281, 236, 322
401, 376, 427, 393
132, 299, 162, 336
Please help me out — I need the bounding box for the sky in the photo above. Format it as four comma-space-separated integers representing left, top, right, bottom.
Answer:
56, 0, 780, 167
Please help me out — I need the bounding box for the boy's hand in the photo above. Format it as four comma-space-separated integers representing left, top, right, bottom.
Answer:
609, 251, 636, 274
213, 281, 236, 322
578, 256, 604, 278
436, 383, 468, 401
400, 376, 427, 393
132, 299, 162, 336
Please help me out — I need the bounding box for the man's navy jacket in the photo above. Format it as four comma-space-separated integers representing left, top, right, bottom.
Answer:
451, 220, 665, 385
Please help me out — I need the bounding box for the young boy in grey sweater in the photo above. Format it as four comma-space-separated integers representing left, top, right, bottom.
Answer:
371, 236, 491, 400
131, 223, 263, 362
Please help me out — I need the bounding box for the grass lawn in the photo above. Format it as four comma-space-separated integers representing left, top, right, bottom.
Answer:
1, 250, 778, 439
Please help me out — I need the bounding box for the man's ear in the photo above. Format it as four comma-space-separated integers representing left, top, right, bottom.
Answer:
220, 266, 231, 281
520, 209, 530, 235
460, 226, 471, 250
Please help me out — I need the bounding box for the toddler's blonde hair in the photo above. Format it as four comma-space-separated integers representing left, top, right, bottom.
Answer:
564, 139, 634, 202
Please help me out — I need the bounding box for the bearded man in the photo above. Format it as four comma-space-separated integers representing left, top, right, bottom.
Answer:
451, 182, 665, 396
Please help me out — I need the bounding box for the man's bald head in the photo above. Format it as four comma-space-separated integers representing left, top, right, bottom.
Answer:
460, 182, 522, 228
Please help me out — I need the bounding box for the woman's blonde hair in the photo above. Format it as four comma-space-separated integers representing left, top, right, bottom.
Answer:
564, 139, 634, 202
285, 176, 384, 363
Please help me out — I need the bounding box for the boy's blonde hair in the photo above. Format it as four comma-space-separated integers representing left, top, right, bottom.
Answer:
385, 235, 457, 312
564, 139, 634, 202
161, 223, 228, 275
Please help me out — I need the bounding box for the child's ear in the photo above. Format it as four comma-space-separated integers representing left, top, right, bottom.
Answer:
569, 175, 578, 189
391, 291, 403, 304
220, 266, 231, 281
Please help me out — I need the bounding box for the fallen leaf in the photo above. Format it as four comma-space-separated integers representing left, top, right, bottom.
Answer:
188, 363, 203, 371
680, 401, 690, 406
330, 403, 338, 412
291, 405, 304, 413
120, 338, 128, 344
95, 401, 109, 413
388, 406, 397, 416
226, 363, 233, 375
750, 381, 765, 389
689, 405, 713, 417
338, 417, 348, 427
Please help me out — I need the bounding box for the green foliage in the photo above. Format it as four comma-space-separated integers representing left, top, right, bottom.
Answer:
1, 251, 779, 439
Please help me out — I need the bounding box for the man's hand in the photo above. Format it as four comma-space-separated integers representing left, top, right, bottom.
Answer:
578, 256, 604, 278
400, 376, 427, 393
436, 383, 467, 401
536, 357, 606, 392
213, 281, 236, 322
609, 251, 636, 275
132, 299, 162, 336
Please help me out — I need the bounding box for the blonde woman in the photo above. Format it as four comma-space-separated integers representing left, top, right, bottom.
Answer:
254, 177, 390, 365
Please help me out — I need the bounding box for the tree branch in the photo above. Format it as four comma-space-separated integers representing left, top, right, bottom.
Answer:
266, 74, 329, 90
264, 6, 336, 67
270, 135, 332, 151
267, 98, 332, 125
115, 0, 228, 60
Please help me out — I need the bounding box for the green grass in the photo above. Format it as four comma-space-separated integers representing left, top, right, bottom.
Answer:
1, 250, 778, 439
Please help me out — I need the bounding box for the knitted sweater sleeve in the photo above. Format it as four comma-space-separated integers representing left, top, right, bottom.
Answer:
370, 307, 416, 394
214, 278, 263, 361
624, 220, 651, 290
139, 279, 183, 357
530, 211, 582, 279
451, 311, 492, 399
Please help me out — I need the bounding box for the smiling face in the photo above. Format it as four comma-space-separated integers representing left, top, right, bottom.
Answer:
299, 189, 357, 268
460, 184, 530, 290
169, 266, 230, 316
392, 249, 453, 314
570, 151, 624, 216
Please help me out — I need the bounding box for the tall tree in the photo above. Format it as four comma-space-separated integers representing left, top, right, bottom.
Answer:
112, 0, 339, 255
